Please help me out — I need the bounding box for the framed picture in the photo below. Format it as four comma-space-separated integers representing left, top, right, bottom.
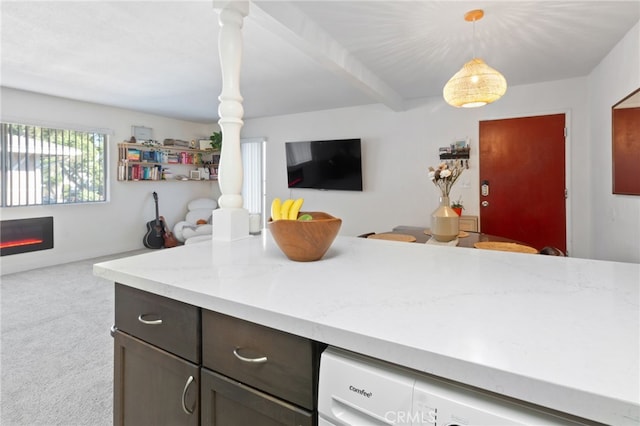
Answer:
454, 138, 467, 149
132, 126, 152, 142
190, 170, 201, 180
199, 139, 211, 150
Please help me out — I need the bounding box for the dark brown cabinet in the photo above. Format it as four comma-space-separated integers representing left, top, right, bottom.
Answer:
202, 310, 321, 410
201, 369, 313, 426
113, 283, 323, 426
114, 331, 199, 426
114, 283, 201, 363
113, 284, 201, 426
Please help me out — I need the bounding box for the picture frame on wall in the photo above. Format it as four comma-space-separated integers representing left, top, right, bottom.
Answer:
199, 139, 211, 150
132, 126, 152, 142
454, 138, 467, 149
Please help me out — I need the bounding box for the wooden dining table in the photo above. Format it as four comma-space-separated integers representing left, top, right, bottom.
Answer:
370, 225, 539, 251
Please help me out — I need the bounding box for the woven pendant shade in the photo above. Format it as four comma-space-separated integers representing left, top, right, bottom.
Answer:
443, 58, 507, 108
443, 9, 507, 108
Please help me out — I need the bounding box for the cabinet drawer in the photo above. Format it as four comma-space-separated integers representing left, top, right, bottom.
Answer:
202, 310, 320, 410
115, 283, 200, 363
201, 368, 312, 426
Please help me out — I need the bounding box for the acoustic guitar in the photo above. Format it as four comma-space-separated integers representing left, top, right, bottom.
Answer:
143, 192, 165, 249
160, 215, 179, 248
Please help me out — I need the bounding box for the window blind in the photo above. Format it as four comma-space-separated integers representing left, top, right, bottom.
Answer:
241, 139, 265, 217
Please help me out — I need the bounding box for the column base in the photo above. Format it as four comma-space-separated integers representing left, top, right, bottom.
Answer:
212, 208, 249, 241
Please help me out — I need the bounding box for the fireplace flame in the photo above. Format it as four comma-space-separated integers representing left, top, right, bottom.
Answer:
0, 238, 44, 249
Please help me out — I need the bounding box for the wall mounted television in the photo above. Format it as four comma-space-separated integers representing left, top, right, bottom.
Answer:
285, 138, 363, 191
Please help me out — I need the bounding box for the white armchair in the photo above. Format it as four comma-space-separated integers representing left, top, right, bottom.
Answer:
172, 198, 218, 244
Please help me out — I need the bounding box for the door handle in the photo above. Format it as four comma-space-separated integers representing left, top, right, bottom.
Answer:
233, 347, 268, 363
181, 375, 195, 415
482, 201, 489, 207
138, 314, 162, 325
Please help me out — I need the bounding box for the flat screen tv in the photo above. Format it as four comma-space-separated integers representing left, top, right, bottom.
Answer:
285, 139, 363, 191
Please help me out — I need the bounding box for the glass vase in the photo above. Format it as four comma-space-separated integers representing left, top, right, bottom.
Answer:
430, 195, 459, 242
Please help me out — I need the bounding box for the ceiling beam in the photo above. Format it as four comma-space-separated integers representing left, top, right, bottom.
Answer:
251, 0, 405, 112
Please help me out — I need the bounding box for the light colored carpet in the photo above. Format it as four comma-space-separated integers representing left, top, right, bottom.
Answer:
1, 250, 147, 426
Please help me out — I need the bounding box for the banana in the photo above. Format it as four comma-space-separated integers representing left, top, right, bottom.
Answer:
288, 198, 304, 220
280, 199, 295, 220
270, 198, 282, 221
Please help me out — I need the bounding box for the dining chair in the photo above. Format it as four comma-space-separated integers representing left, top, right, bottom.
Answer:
357, 232, 376, 238
539, 246, 565, 256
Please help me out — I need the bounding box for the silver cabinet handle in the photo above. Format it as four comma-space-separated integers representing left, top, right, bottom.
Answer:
137, 314, 162, 325
233, 347, 268, 363
181, 375, 195, 415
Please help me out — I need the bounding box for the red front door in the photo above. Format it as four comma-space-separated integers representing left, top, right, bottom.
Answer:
479, 114, 567, 252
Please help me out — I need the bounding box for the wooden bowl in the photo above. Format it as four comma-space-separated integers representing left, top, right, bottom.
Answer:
268, 212, 342, 262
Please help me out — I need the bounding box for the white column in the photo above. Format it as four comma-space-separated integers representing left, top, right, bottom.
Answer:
212, 0, 250, 241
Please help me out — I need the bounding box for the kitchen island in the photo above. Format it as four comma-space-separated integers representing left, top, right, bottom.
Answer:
94, 232, 639, 425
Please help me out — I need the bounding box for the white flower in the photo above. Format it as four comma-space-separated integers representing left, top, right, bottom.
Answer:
427, 160, 464, 197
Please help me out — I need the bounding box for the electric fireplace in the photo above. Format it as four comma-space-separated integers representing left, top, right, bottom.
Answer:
0, 217, 54, 256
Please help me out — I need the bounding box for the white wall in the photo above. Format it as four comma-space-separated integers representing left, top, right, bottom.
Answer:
242, 76, 596, 257
1, 88, 220, 274
588, 21, 640, 263
242, 19, 637, 263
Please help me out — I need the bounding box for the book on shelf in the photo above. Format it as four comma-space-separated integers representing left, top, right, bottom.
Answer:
123, 164, 162, 181
127, 148, 141, 161
141, 150, 160, 162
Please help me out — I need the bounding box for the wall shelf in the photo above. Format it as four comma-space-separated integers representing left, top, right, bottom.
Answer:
439, 147, 470, 160
117, 143, 220, 182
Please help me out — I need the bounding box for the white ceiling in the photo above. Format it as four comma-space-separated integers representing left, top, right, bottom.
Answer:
2, 1, 639, 123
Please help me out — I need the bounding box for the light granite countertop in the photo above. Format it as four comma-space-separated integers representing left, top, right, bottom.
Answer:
94, 232, 639, 425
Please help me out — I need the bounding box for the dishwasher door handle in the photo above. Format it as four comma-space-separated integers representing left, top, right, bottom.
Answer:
330, 395, 394, 425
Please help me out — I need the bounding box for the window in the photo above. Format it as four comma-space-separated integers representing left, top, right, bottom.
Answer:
241, 138, 265, 219
1, 123, 107, 206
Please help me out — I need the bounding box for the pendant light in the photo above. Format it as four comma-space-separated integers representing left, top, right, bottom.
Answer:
443, 9, 507, 108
